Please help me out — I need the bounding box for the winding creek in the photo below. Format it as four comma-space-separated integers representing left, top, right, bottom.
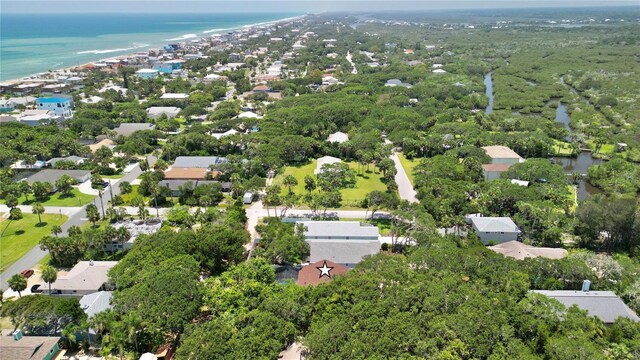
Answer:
484, 72, 602, 201
484, 72, 494, 114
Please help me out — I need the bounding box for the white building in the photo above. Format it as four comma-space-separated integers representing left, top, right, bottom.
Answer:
482, 145, 524, 165
467, 216, 521, 244
315, 156, 342, 174
481, 146, 524, 181
147, 106, 181, 119
0, 99, 16, 112
136, 68, 159, 79
298, 221, 380, 267
36, 97, 73, 118
160, 93, 189, 100
327, 132, 349, 144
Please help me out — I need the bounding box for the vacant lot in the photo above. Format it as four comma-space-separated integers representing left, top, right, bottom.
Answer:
0, 213, 68, 273
275, 159, 390, 208
3, 188, 94, 207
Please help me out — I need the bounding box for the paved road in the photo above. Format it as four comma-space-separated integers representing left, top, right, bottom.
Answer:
391, 152, 418, 203
0, 156, 156, 290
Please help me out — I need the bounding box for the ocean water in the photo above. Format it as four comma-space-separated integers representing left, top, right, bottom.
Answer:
0, 13, 302, 81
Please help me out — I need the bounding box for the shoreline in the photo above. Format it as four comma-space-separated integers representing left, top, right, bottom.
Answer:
1, 14, 307, 85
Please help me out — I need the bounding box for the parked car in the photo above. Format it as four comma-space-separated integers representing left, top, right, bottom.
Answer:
20, 269, 34, 278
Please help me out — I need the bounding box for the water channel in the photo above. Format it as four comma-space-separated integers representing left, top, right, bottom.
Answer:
484, 72, 602, 201
484, 72, 494, 114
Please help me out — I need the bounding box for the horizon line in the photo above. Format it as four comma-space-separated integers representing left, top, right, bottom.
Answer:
3, 4, 640, 14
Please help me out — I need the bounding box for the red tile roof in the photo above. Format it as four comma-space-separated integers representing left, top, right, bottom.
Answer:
297, 259, 349, 286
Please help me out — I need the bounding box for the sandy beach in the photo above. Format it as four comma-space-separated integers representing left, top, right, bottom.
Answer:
1, 14, 307, 85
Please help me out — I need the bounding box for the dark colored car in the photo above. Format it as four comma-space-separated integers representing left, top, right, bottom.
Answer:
20, 269, 34, 278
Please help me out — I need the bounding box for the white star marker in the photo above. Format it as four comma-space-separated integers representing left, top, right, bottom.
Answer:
316, 260, 334, 279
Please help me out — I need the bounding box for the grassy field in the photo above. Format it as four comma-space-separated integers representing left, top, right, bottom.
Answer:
397, 153, 418, 185
553, 140, 574, 156
275, 159, 389, 208
2, 188, 94, 207
0, 213, 68, 273
119, 185, 152, 206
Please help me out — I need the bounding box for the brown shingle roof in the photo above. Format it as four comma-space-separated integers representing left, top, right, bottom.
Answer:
481, 146, 522, 159
297, 259, 349, 286
164, 167, 219, 180
0, 334, 60, 360
481, 163, 512, 172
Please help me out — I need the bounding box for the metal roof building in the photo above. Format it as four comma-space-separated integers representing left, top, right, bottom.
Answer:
531, 290, 640, 324
298, 221, 380, 267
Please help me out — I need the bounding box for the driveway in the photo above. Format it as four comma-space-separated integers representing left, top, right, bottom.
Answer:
77, 178, 118, 196
391, 152, 418, 203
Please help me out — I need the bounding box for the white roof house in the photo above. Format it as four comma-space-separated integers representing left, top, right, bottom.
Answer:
531, 290, 640, 324
315, 156, 342, 174
81, 96, 104, 104
203, 74, 223, 82
211, 129, 240, 139
432, 69, 447, 74
172, 156, 228, 169
99, 85, 128, 94
298, 221, 380, 267
236, 111, 261, 119
385, 79, 412, 88
146, 106, 181, 119
160, 93, 189, 100
327, 132, 349, 144
468, 216, 521, 244
79, 291, 113, 318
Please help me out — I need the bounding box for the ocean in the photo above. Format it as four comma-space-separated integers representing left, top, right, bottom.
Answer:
0, 12, 303, 81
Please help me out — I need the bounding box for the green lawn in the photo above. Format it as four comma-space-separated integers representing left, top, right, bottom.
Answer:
275, 159, 390, 208
3, 188, 94, 207
0, 213, 68, 273
102, 174, 124, 179
119, 185, 151, 206
397, 153, 418, 185
553, 140, 574, 156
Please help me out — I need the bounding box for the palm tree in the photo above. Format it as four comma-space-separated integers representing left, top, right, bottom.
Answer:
32, 203, 45, 224
41, 265, 57, 295
51, 225, 63, 237
283, 174, 298, 194
8, 274, 27, 298
122, 312, 143, 353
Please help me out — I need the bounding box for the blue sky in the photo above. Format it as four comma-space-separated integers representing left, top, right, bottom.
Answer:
3, 1, 639, 13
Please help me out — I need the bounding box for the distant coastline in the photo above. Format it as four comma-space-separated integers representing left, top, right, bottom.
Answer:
0, 13, 306, 82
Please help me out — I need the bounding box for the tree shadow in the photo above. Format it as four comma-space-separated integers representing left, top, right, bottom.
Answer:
15, 230, 25, 235
57, 193, 77, 200
35, 222, 49, 228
